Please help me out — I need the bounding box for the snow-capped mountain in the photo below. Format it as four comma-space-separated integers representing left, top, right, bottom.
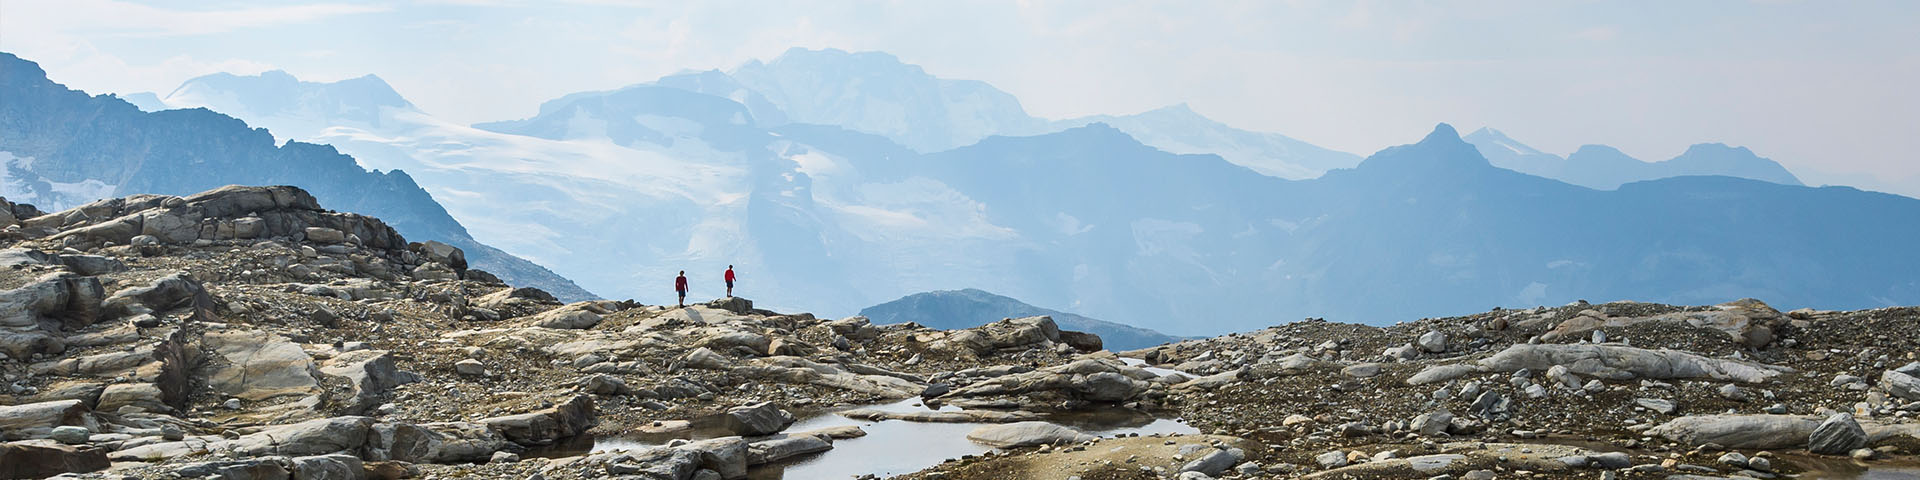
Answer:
657, 48, 1360, 180
107, 54, 1920, 335
726, 48, 1051, 152
1053, 103, 1360, 179
0, 53, 595, 302
1464, 127, 1804, 190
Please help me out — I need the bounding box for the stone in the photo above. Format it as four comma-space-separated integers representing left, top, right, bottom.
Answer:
0, 440, 110, 478
454, 359, 485, 376
49, 426, 91, 445
1589, 452, 1632, 469
1747, 456, 1772, 471
525, 302, 607, 329
723, 402, 795, 436
479, 395, 597, 446
965, 422, 1095, 448
1648, 415, 1820, 449
1477, 344, 1787, 383
304, 227, 346, 244
291, 454, 363, 480
1808, 413, 1866, 455
1635, 398, 1677, 415
1883, 369, 1920, 401
1412, 410, 1454, 436
1058, 330, 1103, 352
682, 347, 732, 370
0, 400, 90, 437
490, 451, 520, 463
1316, 450, 1349, 468
579, 374, 631, 395
673, 437, 748, 479
1407, 364, 1480, 385
745, 434, 832, 465
1418, 330, 1447, 353
1342, 363, 1382, 378
1180, 449, 1237, 476
1717, 384, 1750, 402
1716, 451, 1748, 467
320, 350, 421, 415
204, 330, 320, 401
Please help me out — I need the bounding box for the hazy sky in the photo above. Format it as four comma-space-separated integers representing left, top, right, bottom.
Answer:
4, 0, 1916, 192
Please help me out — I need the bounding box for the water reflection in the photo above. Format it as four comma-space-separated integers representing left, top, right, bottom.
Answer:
541, 397, 1197, 479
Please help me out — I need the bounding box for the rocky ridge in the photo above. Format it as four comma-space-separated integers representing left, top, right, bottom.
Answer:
3, 186, 1918, 480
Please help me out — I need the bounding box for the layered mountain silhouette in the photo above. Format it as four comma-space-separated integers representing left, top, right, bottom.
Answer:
649, 48, 1359, 180
860, 289, 1184, 351
66, 49, 1920, 336
1464, 127, 1804, 190
0, 52, 596, 302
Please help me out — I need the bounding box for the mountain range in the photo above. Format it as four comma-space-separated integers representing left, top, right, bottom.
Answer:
1463, 127, 1804, 190
0, 52, 596, 302
36, 47, 1920, 335
859, 289, 1185, 351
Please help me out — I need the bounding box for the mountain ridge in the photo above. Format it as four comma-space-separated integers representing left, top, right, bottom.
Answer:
0, 51, 598, 302
859, 288, 1186, 351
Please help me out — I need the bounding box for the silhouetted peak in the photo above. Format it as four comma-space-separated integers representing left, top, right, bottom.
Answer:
1421, 123, 1463, 146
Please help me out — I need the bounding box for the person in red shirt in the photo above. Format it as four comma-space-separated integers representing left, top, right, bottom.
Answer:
674, 271, 688, 307
724, 265, 736, 297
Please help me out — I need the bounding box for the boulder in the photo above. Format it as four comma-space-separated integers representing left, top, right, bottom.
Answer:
172, 456, 293, 480
0, 440, 110, 479
1417, 331, 1447, 353
203, 330, 320, 401
1648, 415, 1820, 449
965, 422, 1095, 448
480, 395, 597, 446
1808, 413, 1866, 455
292, 454, 365, 480
698, 331, 772, 356
319, 350, 421, 414
672, 437, 748, 480
681, 347, 732, 370
1058, 330, 1104, 352
1407, 364, 1479, 386
744, 435, 831, 465
1883, 369, 1920, 401
1477, 344, 1786, 384
704, 296, 753, 314
413, 241, 468, 272
526, 302, 607, 329
723, 402, 794, 436
49, 426, 91, 445
1180, 448, 1239, 476
0, 400, 92, 438
304, 227, 347, 244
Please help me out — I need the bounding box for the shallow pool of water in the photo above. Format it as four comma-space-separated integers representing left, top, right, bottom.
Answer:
547, 398, 1196, 479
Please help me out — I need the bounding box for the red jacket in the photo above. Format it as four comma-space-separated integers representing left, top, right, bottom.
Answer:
724, 269, 735, 282
675, 276, 687, 292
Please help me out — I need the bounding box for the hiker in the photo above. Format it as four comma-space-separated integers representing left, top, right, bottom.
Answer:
675, 270, 688, 307
724, 265, 736, 297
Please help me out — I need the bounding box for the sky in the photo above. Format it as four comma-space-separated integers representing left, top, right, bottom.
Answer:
3, 0, 1917, 194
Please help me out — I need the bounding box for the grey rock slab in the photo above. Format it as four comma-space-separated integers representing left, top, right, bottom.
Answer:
964, 421, 1095, 448
1477, 344, 1787, 383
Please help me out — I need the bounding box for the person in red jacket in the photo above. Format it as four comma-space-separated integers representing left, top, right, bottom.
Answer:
724, 265, 736, 297
674, 270, 688, 307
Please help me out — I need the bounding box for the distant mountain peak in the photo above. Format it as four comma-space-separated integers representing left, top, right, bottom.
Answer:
1423, 123, 1463, 145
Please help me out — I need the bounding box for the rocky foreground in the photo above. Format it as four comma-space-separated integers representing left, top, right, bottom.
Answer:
2, 186, 1917, 480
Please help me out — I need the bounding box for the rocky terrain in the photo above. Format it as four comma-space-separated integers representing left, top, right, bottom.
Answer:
2, 186, 1918, 480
